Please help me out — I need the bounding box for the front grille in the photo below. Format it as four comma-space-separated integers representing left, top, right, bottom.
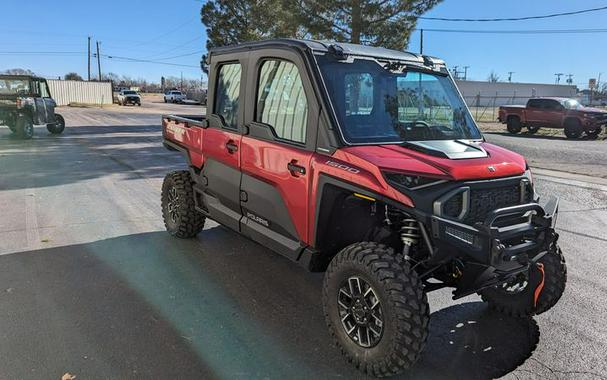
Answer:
442, 181, 532, 225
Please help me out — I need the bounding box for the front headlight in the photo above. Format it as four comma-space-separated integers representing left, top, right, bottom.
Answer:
384, 172, 445, 190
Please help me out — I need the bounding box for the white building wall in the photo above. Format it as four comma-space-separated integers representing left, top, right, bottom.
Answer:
455, 80, 578, 107
47, 80, 113, 106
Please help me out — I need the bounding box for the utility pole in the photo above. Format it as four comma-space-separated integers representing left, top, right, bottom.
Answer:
463, 66, 470, 81
508, 71, 515, 83
96, 41, 102, 81
554, 73, 563, 84
87, 36, 91, 81
566, 74, 573, 85
452, 66, 459, 80
419, 29, 424, 55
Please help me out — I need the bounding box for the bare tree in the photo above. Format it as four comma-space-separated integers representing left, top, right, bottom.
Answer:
64, 72, 84, 81
1, 68, 36, 75
487, 71, 500, 83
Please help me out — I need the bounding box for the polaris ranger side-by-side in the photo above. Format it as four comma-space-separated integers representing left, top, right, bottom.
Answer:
160, 40, 566, 377
0, 75, 65, 139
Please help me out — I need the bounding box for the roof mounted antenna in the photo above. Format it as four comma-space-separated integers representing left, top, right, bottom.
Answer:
328, 44, 348, 60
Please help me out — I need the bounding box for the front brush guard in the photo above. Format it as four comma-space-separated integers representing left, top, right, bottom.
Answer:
428, 196, 559, 299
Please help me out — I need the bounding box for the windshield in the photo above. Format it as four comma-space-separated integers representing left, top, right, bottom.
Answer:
316, 55, 481, 144
561, 99, 582, 109
0, 78, 30, 95
123, 91, 137, 95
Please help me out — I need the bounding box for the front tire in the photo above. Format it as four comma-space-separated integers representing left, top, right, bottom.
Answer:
323, 242, 429, 377
564, 119, 582, 139
16, 115, 34, 139
47, 114, 65, 134
481, 243, 566, 317
527, 125, 540, 134
161, 170, 205, 238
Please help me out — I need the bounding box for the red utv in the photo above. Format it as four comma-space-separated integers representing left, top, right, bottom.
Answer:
160, 40, 566, 377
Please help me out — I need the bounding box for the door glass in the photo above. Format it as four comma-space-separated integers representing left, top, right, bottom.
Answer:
214, 63, 242, 129
39, 81, 50, 97
256, 60, 308, 143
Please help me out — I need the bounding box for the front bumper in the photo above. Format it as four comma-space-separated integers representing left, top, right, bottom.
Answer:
429, 196, 559, 297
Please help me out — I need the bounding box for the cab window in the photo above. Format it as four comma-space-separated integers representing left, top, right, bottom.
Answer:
214, 63, 242, 129
256, 60, 308, 143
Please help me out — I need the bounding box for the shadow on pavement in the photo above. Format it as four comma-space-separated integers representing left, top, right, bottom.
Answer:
0, 124, 184, 191
0, 229, 539, 379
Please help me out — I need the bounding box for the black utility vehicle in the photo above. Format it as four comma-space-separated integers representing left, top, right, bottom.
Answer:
0, 75, 65, 139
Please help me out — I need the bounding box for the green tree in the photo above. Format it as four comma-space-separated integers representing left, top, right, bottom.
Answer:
200, 0, 442, 68
298, 0, 442, 49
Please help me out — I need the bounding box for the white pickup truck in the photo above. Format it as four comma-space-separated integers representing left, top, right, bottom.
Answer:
117, 90, 141, 106
163, 90, 186, 103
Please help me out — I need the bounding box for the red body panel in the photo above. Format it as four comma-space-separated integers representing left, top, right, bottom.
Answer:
240, 137, 313, 242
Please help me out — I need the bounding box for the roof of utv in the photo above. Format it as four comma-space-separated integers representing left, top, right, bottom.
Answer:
209, 38, 445, 66
0, 74, 44, 81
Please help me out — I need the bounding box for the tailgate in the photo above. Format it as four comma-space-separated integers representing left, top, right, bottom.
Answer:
162, 115, 206, 167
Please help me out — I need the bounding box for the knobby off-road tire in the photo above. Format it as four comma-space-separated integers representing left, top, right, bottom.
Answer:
161, 170, 205, 238
16, 115, 34, 139
507, 117, 522, 134
323, 242, 429, 378
47, 114, 65, 134
481, 243, 566, 317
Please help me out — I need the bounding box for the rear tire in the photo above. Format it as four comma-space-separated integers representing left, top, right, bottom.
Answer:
15, 115, 34, 139
507, 117, 522, 134
564, 119, 582, 139
323, 242, 429, 377
480, 243, 566, 317
161, 170, 205, 238
47, 114, 65, 134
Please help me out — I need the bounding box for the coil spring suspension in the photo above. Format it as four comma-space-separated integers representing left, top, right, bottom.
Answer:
400, 218, 420, 259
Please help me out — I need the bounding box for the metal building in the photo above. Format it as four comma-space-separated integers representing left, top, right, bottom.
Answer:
455, 80, 578, 107
47, 80, 113, 106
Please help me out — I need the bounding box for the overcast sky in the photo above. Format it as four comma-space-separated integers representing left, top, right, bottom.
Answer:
0, 0, 605, 87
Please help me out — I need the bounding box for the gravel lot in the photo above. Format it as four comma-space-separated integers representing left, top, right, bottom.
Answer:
0, 100, 605, 379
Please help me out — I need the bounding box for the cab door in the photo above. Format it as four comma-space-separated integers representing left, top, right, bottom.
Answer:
39, 79, 56, 123
199, 55, 247, 231
543, 99, 565, 128
239, 50, 318, 259
31, 79, 48, 125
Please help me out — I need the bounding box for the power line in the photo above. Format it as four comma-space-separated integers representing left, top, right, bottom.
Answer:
422, 28, 607, 34
418, 5, 607, 22
101, 54, 199, 68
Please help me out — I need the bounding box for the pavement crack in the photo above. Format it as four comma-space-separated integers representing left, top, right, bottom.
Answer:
557, 228, 607, 243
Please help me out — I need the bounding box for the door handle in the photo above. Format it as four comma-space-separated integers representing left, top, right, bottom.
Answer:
287, 161, 306, 176
226, 140, 238, 154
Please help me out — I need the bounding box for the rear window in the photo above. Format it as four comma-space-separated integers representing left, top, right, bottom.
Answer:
0, 79, 30, 95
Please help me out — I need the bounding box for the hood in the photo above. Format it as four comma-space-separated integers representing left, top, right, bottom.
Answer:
580, 106, 607, 114
342, 140, 527, 181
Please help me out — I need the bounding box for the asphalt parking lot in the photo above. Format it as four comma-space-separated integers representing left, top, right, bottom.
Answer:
0, 100, 606, 379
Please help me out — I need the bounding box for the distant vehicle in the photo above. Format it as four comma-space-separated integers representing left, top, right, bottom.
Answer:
0, 74, 65, 139
164, 90, 186, 103
117, 90, 141, 106
499, 97, 607, 138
